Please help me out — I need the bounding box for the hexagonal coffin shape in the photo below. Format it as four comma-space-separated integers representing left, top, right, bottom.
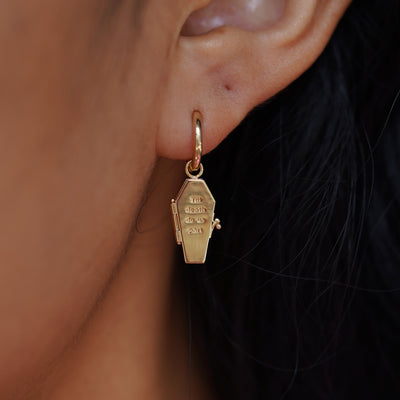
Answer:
174, 178, 216, 264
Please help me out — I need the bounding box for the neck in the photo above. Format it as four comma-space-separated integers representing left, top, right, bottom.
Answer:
36, 158, 214, 400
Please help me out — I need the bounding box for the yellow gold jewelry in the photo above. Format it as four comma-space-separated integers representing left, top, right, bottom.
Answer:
171, 111, 221, 264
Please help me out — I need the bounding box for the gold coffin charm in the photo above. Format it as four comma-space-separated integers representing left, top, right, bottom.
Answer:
171, 175, 221, 264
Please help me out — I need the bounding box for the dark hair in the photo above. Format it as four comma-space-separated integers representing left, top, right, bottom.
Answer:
186, 1, 400, 398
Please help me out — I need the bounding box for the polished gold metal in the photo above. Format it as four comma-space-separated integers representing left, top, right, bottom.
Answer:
185, 160, 203, 179
189, 111, 202, 172
171, 110, 221, 264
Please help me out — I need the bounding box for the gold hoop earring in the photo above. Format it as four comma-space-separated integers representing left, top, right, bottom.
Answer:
171, 111, 221, 264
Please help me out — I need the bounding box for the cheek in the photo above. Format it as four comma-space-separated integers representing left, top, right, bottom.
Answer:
0, 132, 140, 385
0, 122, 147, 396
0, 1, 161, 395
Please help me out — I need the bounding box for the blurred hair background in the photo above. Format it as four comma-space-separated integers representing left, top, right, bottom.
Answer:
187, 1, 400, 398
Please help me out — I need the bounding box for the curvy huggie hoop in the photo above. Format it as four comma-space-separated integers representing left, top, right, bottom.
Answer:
189, 110, 202, 172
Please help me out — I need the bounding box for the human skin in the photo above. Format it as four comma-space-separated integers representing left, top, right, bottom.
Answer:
0, 1, 178, 398
0, 0, 351, 399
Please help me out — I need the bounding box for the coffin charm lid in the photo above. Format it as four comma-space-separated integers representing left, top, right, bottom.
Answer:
171, 178, 220, 264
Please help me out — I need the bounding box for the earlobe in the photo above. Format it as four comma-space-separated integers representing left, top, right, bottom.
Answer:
156, 0, 352, 161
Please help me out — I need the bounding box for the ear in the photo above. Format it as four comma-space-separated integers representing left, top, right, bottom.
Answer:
156, 0, 352, 159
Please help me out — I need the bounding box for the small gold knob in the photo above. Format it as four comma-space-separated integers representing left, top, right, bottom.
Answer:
213, 218, 222, 230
